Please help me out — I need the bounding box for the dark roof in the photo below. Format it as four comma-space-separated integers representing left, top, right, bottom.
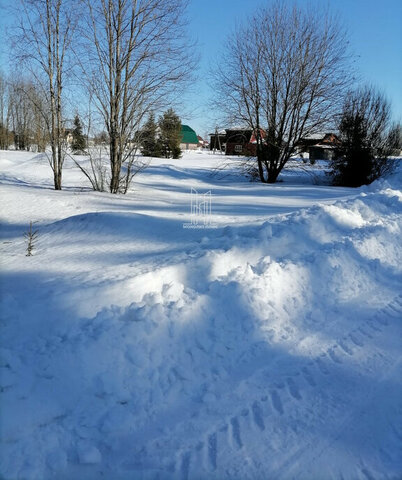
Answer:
298, 133, 340, 147
181, 125, 199, 144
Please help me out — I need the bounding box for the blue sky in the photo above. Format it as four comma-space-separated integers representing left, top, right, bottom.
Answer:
184, 0, 402, 136
1, 0, 401, 137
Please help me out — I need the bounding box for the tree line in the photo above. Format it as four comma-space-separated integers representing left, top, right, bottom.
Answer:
0, 78, 87, 153
2, 0, 401, 191
212, 1, 401, 187
3, 0, 193, 193
0, 77, 48, 152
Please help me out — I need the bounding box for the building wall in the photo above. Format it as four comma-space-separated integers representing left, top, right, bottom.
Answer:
225, 142, 257, 156
309, 146, 335, 161
180, 142, 199, 151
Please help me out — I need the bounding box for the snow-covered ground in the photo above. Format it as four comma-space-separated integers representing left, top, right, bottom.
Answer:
0, 150, 401, 480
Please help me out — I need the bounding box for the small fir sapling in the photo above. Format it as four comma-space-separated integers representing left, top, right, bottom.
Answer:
24, 221, 38, 256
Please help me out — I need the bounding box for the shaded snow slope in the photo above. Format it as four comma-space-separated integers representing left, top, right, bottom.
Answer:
0, 151, 401, 480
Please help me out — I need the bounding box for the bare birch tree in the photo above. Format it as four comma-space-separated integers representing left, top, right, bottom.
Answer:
81, 0, 194, 193
13, 0, 78, 189
213, 1, 352, 183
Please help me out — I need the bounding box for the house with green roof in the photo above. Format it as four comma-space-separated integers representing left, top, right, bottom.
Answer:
180, 125, 199, 151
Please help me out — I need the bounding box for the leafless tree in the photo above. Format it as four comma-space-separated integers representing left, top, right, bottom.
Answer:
9, 80, 33, 150
0, 73, 13, 149
80, 0, 195, 193
213, 1, 352, 183
13, 0, 78, 189
7, 79, 49, 152
29, 84, 50, 152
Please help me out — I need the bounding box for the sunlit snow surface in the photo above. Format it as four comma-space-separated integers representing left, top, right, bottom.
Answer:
0, 150, 401, 480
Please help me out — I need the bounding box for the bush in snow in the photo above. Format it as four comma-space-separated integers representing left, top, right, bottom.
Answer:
331, 86, 400, 187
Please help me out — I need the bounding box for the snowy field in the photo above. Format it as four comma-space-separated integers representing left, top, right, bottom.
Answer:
0, 149, 401, 480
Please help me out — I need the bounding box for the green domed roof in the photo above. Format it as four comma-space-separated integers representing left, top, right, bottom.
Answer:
181, 125, 198, 144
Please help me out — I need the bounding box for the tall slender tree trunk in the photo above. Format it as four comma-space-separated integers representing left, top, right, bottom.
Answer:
46, 0, 64, 190
54, 164, 62, 190
109, 134, 121, 193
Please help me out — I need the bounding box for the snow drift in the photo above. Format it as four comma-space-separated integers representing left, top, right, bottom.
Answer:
0, 151, 401, 480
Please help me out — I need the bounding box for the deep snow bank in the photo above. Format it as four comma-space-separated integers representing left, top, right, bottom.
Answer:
0, 158, 401, 480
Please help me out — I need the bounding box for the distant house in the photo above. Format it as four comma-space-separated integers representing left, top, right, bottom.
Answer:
209, 127, 266, 155
226, 128, 267, 156
209, 128, 341, 159
297, 133, 341, 161
197, 135, 208, 149
180, 125, 199, 150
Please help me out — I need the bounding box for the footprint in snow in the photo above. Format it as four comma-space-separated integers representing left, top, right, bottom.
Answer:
230, 417, 243, 449
287, 377, 302, 400
270, 390, 284, 415
252, 400, 266, 430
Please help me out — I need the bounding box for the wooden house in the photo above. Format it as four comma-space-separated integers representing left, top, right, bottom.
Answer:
297, 133, 341, 161
209, 128, 266, 155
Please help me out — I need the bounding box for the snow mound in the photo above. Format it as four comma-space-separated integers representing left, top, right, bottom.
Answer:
0, 152, 401, 479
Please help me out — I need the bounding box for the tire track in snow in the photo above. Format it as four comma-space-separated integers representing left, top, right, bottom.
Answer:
349, 333, 364, 347
316, 355, 331, 375
338, 339, 354, 355
357, 326, 373, 339
327, 347, 343, 364
277, 352, 402, 480
302, 367, 316, 386
174, 295, 401, 479
269, 294, 402, 479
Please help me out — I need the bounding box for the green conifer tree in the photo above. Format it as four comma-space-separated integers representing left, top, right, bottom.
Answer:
71, 114, 86, 153
158, 109, 181, 159
140, 113, 160, 157
331, 87, 399, 186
